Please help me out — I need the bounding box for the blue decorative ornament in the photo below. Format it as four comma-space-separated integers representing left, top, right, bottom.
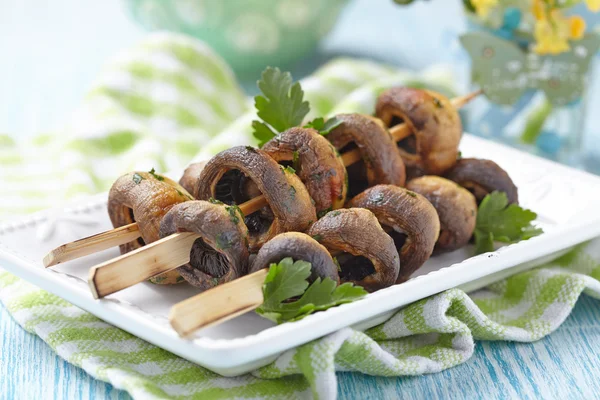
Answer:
536, 131, 562, 155
494, 28, 513, 40
502, 7, 521, 31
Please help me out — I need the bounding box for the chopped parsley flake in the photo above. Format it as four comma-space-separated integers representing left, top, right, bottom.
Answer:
311, 234, 323, 242
216, 232, 233, 250
148, 168, 164, 181
317, 207, 332, 219
132, 173, 144, 184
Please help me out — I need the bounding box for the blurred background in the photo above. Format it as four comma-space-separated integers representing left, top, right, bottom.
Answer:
1, 0, 599, 170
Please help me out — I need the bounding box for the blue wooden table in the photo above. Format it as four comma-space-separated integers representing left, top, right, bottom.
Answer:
1, 1, 600, 399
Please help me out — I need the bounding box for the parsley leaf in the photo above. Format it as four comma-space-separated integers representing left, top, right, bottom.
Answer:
252, 67, 310, 147
304, 116, 342, 136
474, 191, 543, 254
256, 257, 367, 324
252, 120, 278, 148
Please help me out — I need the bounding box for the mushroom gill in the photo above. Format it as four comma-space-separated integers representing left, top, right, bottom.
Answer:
376, 87, 462, 175
348, 184, 440, 282
327, 113, 406, 199
249, 232, 340, 284
159, 200, 249, 290
307, 208, 399, 292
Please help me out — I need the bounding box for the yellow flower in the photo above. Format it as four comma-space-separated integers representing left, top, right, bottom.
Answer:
472, 0, 498, 18
533, 17, 571, 54
531, 0, 545, 20
569, 16, 586, 40
585, 0, 600, 12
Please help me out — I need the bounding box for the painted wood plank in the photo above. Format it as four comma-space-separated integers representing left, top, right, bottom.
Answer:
0, 304, 131, 400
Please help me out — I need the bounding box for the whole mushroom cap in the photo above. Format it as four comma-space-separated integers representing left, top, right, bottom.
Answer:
262, 127, 347, 215
107, 171, 194, 284
348, 184, 440, 282
249, 232, 339, 284
445, 158, 519, 204
193, 146, 316, 252
406, 176, 477, 253
327, 113, 406, 198
376, 87, 462, 175
159, 200, 249, 290
307, 208, 400, 292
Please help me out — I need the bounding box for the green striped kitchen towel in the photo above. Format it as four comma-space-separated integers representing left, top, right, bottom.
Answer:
1, 33, 599, 400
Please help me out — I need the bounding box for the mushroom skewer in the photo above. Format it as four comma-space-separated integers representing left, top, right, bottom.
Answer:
43, 90, 480, 269
170, 209, 400, 337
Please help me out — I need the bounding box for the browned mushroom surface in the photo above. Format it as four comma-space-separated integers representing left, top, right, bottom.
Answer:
406, 176, 477, 253
445, 158, 519, 204
159, 200, 249, 290
307, 208, 399, 292
193, 146, 316, 252
376, 87, 462, 175
348, 184, 440, 282
107, 171, 194, 284
262, 127, 347, 216
327, 113, 405, 199
249, 232, 339, 283
179, 161, 206, 196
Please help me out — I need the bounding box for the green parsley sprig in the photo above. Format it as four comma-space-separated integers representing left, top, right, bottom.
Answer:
252, 67, 309, 147
255, 257, 367, 324
252, 67, 342, 146
474, 191, 543, 255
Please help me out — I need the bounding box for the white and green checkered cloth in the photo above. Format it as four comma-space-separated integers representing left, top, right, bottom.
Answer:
1, 33, 599, 400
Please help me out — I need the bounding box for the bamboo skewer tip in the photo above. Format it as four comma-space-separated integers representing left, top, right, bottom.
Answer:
169, 269, 268, 337
88, 268, 101, 300
43, 252, 59, 268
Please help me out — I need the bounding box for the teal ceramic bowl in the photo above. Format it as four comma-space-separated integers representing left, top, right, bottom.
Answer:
124, 0, 349, 76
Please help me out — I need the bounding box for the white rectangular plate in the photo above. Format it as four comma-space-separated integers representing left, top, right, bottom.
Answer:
2, 135, 600, 376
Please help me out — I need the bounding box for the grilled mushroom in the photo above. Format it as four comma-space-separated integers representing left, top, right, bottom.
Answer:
262, 127, 347, 215
249, 232, 339, 283
445, 158, 518, 204
179, 161, 206, 196
193, 146, 316, 251
307, 208, 399, 292
406, 176, 477, 253
348, 185, 440, 282
376, 87, 462, 175
327, 113, 406, 199
107, 171, 194, 284
159, 201, 249, 290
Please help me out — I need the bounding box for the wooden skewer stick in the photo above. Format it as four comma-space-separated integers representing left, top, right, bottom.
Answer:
169, 269, 268, 337
43, 223, 141, 268
88, 232, 199, 299
46, 90, 481, 272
